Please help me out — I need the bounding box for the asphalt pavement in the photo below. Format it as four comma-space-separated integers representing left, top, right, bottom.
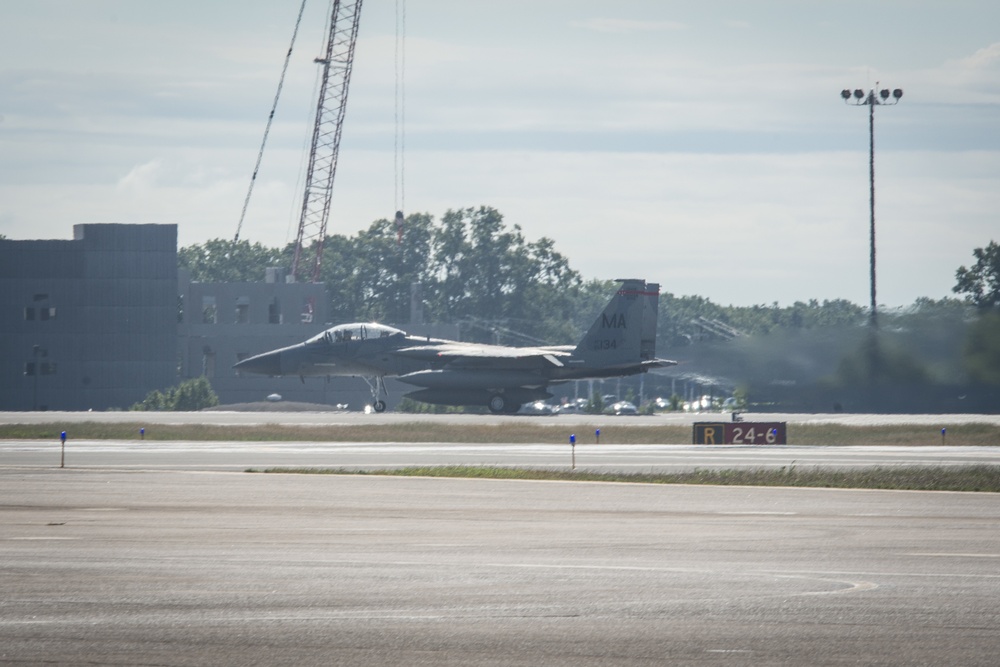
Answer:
1, 468, 998, 666
3, 439, 1000, 472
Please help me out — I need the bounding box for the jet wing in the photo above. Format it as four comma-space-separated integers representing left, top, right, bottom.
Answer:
643, 358, 678, 369
394, 342, 571, 368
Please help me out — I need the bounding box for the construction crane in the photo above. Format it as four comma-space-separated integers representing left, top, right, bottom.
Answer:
291, 0, 364, 283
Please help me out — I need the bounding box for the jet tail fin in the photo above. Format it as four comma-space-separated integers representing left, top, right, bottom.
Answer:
573, 279, 660, 366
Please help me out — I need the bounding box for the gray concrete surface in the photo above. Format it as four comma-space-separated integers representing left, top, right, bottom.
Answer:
2, 468, 999, 666
3, 439, 1000, 472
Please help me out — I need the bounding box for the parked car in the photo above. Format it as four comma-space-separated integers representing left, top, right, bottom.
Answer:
556, 398, 589, 414
518, 401, 557, 415
611, 400, 638, 416
683, 395, 713, 412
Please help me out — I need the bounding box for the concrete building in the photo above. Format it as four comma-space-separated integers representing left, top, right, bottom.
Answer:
2, 223, 457, 411
0, 224, 336, 410
177, 268, 336, 406
0, 224, 177, 411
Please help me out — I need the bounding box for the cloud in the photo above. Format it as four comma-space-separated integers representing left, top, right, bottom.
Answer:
571, 18, 687, 34
116, 160, 162, 192
922, 42, 1000, 103
960, 42, 1000, 70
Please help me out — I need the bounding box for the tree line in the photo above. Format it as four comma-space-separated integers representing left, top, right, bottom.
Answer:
179, 206, 894, 344
179, 207, 999, 388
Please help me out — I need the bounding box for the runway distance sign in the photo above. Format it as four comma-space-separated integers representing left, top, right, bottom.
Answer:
693, 422, 787, 445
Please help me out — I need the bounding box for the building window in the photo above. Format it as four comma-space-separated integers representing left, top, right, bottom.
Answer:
26, 307, 56, 320
235, 352, 250, 375
268, 298, 282, 324
25, 347, 52, 375
202, 296, 217, 324
235, 297, 250, 324
202, 347, 216, 378
26, 295, 54, 321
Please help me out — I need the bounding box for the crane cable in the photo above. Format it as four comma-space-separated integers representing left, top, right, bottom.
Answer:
234, 0, 310, 243
394, 0, 406, 230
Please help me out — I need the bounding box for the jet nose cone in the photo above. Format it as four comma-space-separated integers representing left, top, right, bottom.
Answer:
234, 350, 282, 376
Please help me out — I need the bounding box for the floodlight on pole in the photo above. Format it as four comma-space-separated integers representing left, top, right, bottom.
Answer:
840, 84, 903, 329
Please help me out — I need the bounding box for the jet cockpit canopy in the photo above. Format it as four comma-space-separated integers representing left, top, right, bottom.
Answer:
308, 323, 406, 345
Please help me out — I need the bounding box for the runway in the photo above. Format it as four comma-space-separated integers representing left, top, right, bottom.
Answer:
3, 439, 1000, 472
4, 410, 999, 473
2, 412, 999, 665
1, 468, 998, 666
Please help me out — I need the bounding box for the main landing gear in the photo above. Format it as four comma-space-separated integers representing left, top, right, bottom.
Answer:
362, 375, 388, 413
487, 393, 519, 415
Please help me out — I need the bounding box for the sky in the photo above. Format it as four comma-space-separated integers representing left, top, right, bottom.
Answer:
1, 0, 998, 307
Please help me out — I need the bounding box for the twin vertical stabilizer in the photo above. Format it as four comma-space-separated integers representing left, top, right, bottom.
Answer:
573, 279, 660, 367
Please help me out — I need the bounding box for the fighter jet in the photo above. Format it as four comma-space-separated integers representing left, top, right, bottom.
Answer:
233, 279, 675, 413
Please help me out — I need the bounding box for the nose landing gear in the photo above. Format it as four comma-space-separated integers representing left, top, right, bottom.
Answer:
363, 375, 389, 413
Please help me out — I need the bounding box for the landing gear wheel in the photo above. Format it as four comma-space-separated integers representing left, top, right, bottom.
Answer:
373, 400, 387, 413
488, 394, 507, 415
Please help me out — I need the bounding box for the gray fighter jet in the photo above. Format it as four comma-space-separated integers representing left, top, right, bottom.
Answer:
233, 279, 675, 413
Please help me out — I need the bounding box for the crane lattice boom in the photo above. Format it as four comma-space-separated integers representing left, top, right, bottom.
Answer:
291, 0, 363, 283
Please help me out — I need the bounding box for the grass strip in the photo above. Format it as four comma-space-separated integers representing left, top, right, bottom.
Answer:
2, 421, 999, 446
249, 464, 1000, 492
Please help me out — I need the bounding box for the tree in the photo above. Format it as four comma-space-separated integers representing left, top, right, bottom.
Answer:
423, 206, 581, 342
179, 239, 288, 283
954, 240, 1000, 310
963, 312, 1000, 385
954, 242, 1000, 385
130, 377, 219, 411
171, 376, 220, 411
342, 213, 436, 323
427, 206, 526, 324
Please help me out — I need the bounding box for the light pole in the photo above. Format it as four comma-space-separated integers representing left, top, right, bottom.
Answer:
841, 85, 903, 329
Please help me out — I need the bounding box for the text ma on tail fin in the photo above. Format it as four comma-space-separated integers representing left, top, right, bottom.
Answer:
573, 279, 660, 366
